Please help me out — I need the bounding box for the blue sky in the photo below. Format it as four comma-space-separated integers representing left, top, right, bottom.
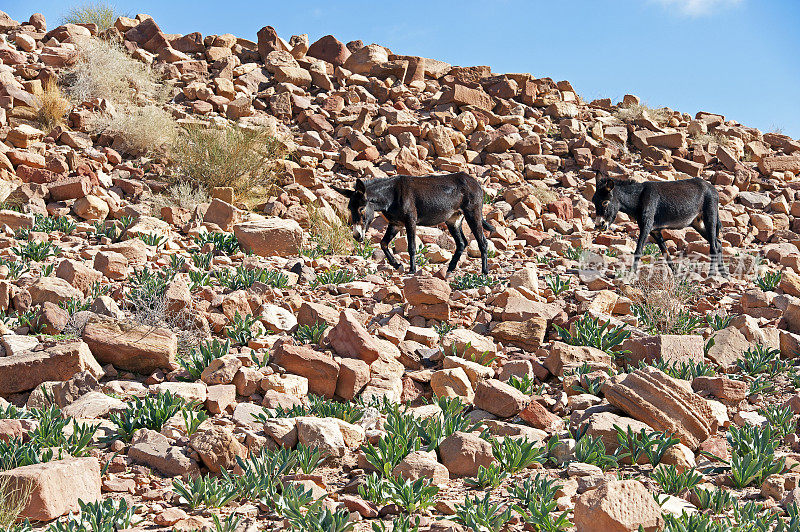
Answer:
6, 0, 799, 138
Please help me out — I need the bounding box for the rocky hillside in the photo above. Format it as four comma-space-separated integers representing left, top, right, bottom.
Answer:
1, 7, 800, 532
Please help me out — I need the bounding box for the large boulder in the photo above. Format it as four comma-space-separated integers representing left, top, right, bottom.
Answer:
474, 379, 529, 418
271, 340, 340, 398
574, 479, 664, 532
343, 44, 389, 75
439, 431, 494, 477
189, 425, 247, 473
234, 219, 304, 257
0, 341, 103, 396
604, 367, 717, 450
82, 315, 177, 373
543, 341, 612, 377
307, 34, 350, 66
0, 457, 100, 521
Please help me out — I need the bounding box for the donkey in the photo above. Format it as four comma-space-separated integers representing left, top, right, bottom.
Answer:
333, 172, 495, 275
592, 176, 725, 276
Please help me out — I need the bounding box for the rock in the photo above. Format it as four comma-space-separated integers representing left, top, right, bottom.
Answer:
543, 341, 612, 377
574, 480, 664, 532
62, 391, 125, 418
519, 399, 564, 432
206, 384, 236, 414
200, 354, 242, 385
297, 300, 340, 327
605, 367, 717, 450
442, 356, 494, 386
622, 334, 704, 365
28, 277, 83, 307
82, 315, 177, 373
691, 376, 748, 403
442, 329, 496, 359
56, 259, 102, 296
343, 43, 388, 74
129, 429, 200, 477
335, 358, 370, 400
261, 373, 309, 397
581, 411, 653, 455
263, 417, 298, 448
439, 431, 494, 477
0, 457, 101, 521
296, 417, 347, 457
234, 219, 304, 257
271, 341, 339, 398
189, 425, 247, 473
393, 450, 449, 485
704, 326, 749, 367
490, 318, 548, 351
307, 34, 350, 66
93, 251, 129, 280
328, 309, 381, 364
474, 379, 529, 418
0, 341, 103, 396
430, 368, 474, 403
403, 276, 451, 305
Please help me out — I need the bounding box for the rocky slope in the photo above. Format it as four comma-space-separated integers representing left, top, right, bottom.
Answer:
1, 8, 800, 532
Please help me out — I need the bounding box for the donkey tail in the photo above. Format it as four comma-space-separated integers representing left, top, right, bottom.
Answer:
482, 219, 495, 233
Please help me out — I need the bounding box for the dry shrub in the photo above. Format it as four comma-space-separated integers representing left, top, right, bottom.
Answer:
64, 38, 167, 106
61, 1, 122, 31
145, 182, 210, 216
690, 131, 731, 148
529, 181, 558, 204
626, 267, 700, 335
0, 476, 32, 530
91, 104, 177, 155
34, 79, 71, 131
614, 103, 672, 127
171, 123, 287, 198
305, 202, 354, 255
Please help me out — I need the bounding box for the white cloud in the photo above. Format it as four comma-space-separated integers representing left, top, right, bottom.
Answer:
652, 0, 744, 16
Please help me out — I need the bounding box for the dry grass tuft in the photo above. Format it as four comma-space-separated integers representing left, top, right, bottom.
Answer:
614, 103, 672, 127
34, 79, 71, 131
690, 131, 731, 148
305, 202, 354, 256
170, 123, 287, 198
61, 1, 122, 31
145, 182, 210, 216
90, 104, 177, 155
0, 476, 32, 530
626, 267, 699, 335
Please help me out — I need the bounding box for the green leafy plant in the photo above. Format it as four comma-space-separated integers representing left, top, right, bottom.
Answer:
195, 232, 240, 255
464, 463, 508, 489
138, 233, 166, 248
286, 502, 354, 532
492, 437, 546, 474
736, 344, 786, 377
706, 313, 733, 331
215, 265, 289, 290
450, 273, 499, 291
188, 269, 212, 290
453, 493, 514, 532
433, 321, 457, 339
180, 406, 209, 436
77, 497, 138, 531
12, 240, 61, 262
554, 315, 630, 355
227, 447, 296, 503
107, 391, 185, 442
210, 513, 241, 532
651, 465, 702, 495
760, 404, 797, 439
643, 358, 716, 380
545, 273, 570, 296
178, 338, 230, 380
0, 259, 28, 279
294, 321, 328, 345
191, 250, 213, 270
507, 374, 542, 396
224, 312, 261, 345
310, 267, 357, 287
354, 240, 375, 259
725, 425, 786, 488
372, 515, 420, 532
563, 245, 587, 262
295, 443, 325, 474
509, 475, 572, 532
755, 270, 782, 291
692, 487, 736, 514
572, 426, 618, 470
172, 475, 238, 509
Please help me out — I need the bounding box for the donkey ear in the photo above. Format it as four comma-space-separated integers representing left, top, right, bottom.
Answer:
332, 186, 354, 198
355, 179, 366, 194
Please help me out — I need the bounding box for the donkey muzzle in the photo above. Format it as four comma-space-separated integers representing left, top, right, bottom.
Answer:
595, 217, 609, 231
352, 226, 365, 242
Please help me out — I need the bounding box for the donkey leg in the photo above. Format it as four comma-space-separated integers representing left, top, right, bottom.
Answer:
380, 224, 401, 269
633, 218, 653, 273
702, 206, 726, 276
464, 210, 489, 275
651, 231, 676, 272
446, 218, 467, 274
405, 221, 418, 273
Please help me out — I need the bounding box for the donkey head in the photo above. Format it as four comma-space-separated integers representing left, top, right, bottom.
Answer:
333, 179, 375, 242
592, 178, 620, 231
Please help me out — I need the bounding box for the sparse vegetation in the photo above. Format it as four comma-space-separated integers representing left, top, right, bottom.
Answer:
614, 102, 672, 126
61, 2, 123, 31
171, 123, 287, 198
33, 79, 71, 131
554, 315, 630, 355
629, 272, 702, 335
